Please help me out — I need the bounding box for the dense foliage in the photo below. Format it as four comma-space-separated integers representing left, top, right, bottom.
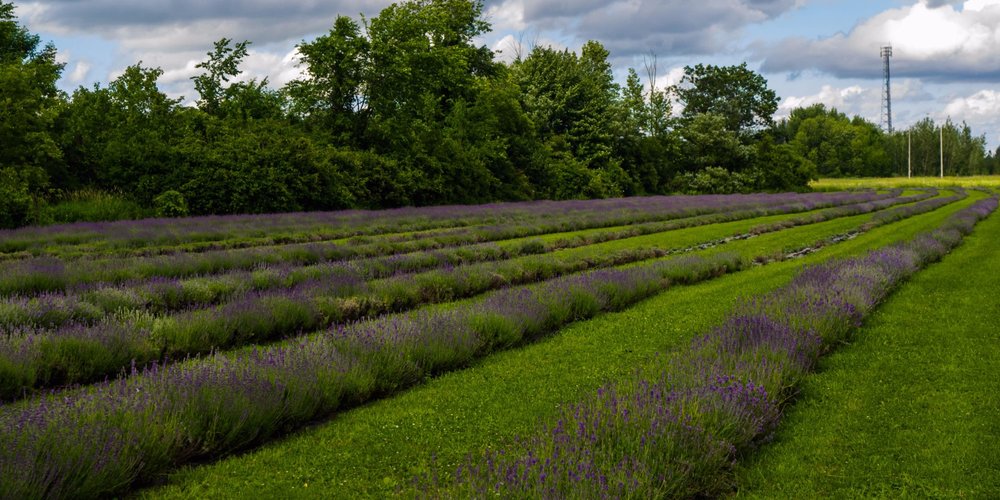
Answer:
1, 0, 997, 228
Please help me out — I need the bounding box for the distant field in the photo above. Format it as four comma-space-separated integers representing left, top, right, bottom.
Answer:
814, 176, 1000, 190
0, 189, 996, 498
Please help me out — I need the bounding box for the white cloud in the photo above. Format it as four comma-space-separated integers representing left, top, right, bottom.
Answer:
893, 78, 935, 101
945, 89, 1000, 117
943, 89, 1000, 147
490, 34, 524, 64
963, 0, 1000, 11
18, 0, 388, 102
653, 66, 686, 90
485, 0, 527, 32
67, 61, 92, 84
241, 49, 306, 89
777, 84, 879, 121
759, 0, 1000, 81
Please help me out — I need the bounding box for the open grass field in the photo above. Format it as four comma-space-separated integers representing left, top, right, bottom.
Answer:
0, 187, 996, 498
814, 175, 1000, 190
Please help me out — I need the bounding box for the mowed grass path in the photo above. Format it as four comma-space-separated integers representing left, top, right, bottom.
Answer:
733, 197, 1000, 498
144, 195, 983, 498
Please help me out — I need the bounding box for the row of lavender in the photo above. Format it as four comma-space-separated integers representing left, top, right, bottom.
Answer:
434, 194, 998, 498
0, 252, 748, 499
0, 188, 933, 330
1, 192, 876, 259
0, 190, 895, 297
0, 190, 973, 498
0, 189, 946, 401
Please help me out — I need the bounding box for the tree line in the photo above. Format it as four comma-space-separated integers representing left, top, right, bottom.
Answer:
2, 0, 997, 228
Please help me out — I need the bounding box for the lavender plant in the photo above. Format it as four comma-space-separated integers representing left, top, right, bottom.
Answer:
1, 194, 991, 499
436, 195, 997, 498
0, 252, 746, 499
0, 189, 954, 401
0, 191, 890, 259
0, 189, 920, 327
0, 190, 892, 297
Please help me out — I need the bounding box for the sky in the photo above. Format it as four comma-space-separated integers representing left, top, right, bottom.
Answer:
13, 0, 1000, 149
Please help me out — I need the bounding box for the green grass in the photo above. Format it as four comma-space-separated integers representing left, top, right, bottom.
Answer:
141, 194, 978, 498
813, 176, 1000, 190
42, 189, 152, 225
732, 199, 1000, 498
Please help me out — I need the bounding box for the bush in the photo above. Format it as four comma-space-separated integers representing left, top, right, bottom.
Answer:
154, 190, 189, 217
675, 167, 763, 195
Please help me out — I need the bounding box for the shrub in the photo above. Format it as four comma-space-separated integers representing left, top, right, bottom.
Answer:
154, 190, 189, 217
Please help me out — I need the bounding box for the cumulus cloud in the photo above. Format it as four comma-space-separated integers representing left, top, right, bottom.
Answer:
489, 32, 569, 63
19, 1, 388, 45
21, 0, 806, 99
777, 85, 879, 121
757, 0, 1000, 81
484, 0, 527, 32
944, 90, 1000, 146
654, 66, 687, 90
18, 0, 387, 101
945, 89, 1000, 117
67, 60, 92, 83
775, 78, 937, 125
485, 0, 804, 56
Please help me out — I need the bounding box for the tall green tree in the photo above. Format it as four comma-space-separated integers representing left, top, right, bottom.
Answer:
191, 39, 284, 122
365, 0, 495, 133
616, 66, 676, 194
678, 113, 754, 173
0, 2, 63, 172
192, 38, 249, 116
675, 63, 777, 137
59, 64, 181, 201
775, 104, 889, 178
510, 41, 625, 198
0, 1, 64, 226
286, 16, 370, 142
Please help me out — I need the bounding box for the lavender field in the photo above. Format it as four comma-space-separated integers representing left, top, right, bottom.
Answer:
0, 189, 995, 499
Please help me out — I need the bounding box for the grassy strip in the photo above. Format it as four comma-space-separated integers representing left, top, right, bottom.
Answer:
431, 196, 997, 498
0, 191, 892, 296
733, 198, 1000, 497
141, 193, 981, 498
0, 192, 950, 401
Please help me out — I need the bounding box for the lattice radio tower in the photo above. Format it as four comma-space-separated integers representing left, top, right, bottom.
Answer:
881, 45, 893, 133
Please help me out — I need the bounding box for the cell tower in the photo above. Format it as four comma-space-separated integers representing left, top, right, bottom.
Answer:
880, 45, 893, 133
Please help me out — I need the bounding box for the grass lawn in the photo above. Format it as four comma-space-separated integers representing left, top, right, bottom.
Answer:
813, 176, 1000, 190
142, 194, 980, 498
733, 198, 1000, 498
